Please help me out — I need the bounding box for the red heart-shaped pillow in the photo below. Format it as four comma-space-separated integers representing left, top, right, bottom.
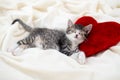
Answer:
75, 16, 120, 57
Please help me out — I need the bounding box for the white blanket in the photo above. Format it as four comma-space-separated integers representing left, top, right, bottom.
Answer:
0, 0, 120, 80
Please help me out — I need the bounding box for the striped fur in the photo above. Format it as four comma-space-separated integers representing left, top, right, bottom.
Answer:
12, 19, 92, 56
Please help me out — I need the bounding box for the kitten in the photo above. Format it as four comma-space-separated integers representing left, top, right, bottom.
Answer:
11, 19, 92, 61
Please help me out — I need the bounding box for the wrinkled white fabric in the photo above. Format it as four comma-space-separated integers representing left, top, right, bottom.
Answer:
0, 0, 120, 80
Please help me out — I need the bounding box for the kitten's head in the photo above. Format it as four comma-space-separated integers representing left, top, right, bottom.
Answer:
66, 19, 92, 44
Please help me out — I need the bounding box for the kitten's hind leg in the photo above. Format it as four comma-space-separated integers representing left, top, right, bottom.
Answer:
12, 45, 24, 56
10, 44, 28, 56
7, 44, 19, 54
12, 43, 36, 56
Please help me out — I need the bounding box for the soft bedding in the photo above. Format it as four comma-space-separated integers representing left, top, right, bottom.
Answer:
0, 0, 120, 80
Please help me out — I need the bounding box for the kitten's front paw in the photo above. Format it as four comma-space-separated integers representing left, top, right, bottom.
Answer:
77, 51, 86, 64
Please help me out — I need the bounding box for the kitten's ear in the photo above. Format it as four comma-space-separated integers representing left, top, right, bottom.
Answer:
68, 19, 74, 28
83, 24, 93, 34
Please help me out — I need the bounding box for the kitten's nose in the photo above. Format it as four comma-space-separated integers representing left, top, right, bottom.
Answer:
76, 35, 78, 38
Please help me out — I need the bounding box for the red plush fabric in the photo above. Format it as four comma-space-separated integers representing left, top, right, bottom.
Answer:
75, 16, 120, 57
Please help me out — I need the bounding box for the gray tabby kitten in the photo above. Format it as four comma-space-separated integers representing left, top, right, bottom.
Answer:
11, 19, 92, 56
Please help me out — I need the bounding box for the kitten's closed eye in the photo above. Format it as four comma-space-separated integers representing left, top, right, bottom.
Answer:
67, 27, 76, 34
67, 29, 76, 34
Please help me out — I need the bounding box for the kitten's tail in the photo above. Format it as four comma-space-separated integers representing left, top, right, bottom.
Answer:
11, 19, 32, 32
